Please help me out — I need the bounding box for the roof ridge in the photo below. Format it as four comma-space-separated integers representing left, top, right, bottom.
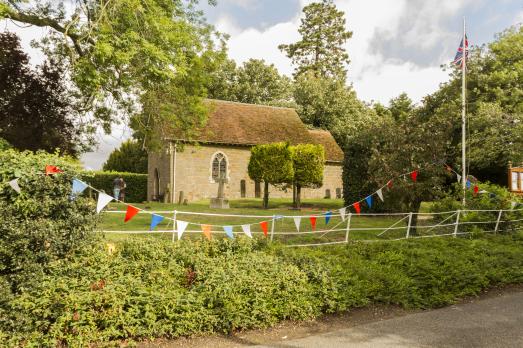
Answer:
204, 98, 296, 111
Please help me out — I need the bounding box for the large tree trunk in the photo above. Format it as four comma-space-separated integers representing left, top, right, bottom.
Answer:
263, 181, 269, 209
409, 199, 422, 236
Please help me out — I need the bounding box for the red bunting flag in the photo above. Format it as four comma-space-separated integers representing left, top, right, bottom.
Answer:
202, 224, 212, 240
260, 221, 269, 237
473, 185, 479, 196
410, 170, 418, 182
124, 205, 140, 222
353, 202, 361, 214
45, 165, 63, 175
387, 180, 393, 189
309, 216, 317, 231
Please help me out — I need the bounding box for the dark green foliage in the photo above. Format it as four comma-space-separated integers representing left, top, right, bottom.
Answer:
102, 140, 148, 173
0, 149, 99, 293
1, 235, 522, 346
84, 171, 148, 203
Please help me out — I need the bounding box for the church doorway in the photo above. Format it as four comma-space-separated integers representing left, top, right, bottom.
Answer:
240, 180, 246, 198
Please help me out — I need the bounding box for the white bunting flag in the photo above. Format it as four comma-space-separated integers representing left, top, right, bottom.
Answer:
377, 188, 384, 202
338, 208, 346, 222
9, 178, 21, 193
511, 201, 517, 210
96, 192, 113, 213
176, 220, 189, 240
293, 216, 302, 231
241, 224, 252, 238
456, 174, 461, 183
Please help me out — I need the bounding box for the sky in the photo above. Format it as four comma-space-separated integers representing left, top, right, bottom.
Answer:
2, 0, 522, 169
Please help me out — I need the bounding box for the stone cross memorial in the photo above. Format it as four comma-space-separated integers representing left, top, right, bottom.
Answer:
210, 177, 230, 209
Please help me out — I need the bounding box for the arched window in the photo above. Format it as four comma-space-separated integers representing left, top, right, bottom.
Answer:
211, 152, 227, 181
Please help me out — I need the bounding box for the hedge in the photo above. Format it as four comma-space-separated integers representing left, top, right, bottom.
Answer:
83, 171, 148, 203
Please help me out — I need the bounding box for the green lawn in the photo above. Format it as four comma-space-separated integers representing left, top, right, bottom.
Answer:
99, 198, 445, 244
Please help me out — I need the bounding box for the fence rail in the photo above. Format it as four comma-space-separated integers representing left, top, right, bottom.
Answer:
100, 208, 523, 247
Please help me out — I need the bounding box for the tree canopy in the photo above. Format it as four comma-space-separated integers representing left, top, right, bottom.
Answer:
0, 32, 87, 155
1, 0, 224, 144
279, 0, 352, 80
291, 144, 324, 208
102, 140, 148, 173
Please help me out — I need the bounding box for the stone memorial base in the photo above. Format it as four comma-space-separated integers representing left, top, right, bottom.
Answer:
210, 197, 230, 209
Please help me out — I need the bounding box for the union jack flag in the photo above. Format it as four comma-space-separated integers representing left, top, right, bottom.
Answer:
453, 35, 469, 66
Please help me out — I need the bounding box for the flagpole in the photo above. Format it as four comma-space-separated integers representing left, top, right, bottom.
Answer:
461, 17, 467, 206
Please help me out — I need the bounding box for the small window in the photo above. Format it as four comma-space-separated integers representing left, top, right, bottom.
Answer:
335, 188, 342, 199
211, 153, 227, 181
240, 180, 246, 198
255, 181, 261, 198
325, 189, 331, 199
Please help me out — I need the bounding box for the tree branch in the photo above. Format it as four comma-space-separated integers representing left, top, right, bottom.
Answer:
3, 8, 94, 57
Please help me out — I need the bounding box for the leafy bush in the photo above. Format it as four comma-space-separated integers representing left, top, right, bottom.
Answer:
0, 149, 99, 292
431, 182, 523, 233
84, 170, 148, 203
1, 235, 522, 346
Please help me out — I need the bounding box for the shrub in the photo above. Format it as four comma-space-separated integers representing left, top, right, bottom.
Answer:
84, 171, 148, 203
431, 182, 523, 233
0, 149, 99, 292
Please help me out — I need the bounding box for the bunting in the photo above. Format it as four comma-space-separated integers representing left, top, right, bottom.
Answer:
466, 180, 472, 189
456, 174, 462, 183
353, 202, 361, 214
241, 224, 252, 238
96, 192, 113, 213
223, 226, 234, 239
410, 170, 418, 182
202, 224, 212, 240
365, 195, 373, 208
325, 211, 332, 225
8, 178, 21, 193
124, 205, 140, 222
339, 207, 346, 222
473, 185, 479, 196
260, 221, 269, 237
310, 216, 317, 231
177, 220, 189, 239
45, 165, 63, 175
71, 179, 88, 198
150, 214, 164, 230
387, 180, 393, 189
376, 188, 384, 202
293, 216, 301, 231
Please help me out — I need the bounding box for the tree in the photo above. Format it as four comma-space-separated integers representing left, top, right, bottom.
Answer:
1, 1, 224, 143
206, 58, 294, 106
102, 140, 148, 173
248, 142, 294, 208
388, 93, 414, 122
291, 144, 325, 208
0, 32, 86, 155
279, 0, 352, 80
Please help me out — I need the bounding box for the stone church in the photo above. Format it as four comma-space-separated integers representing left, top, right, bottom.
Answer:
147, 100, 344, 203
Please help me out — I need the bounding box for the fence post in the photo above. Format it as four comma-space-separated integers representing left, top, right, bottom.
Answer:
453, 210, 460, 237
270, 215, 276, 242
172, 210, 177, 242
406, 212, 413, 238
494, 210, 503, 234
345, 213, 352, 243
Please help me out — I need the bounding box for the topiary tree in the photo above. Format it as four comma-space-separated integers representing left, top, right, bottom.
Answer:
0, 149, 99, 292
291, 144, 325, 208
248, 142, 294, 208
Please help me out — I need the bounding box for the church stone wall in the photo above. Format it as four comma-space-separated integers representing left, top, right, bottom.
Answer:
148, 144, 343, 202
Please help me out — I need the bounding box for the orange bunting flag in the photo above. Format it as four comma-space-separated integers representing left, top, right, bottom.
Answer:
353, 202, 361, 214
45, 165, 63, 175
410, 170, 418, 182
473, 185, 479, 196
260, 221, 269, 237
202, 224, 212, 240
387, 180, 393, 189
310, 216, 317, 231
124, 205, 140, 222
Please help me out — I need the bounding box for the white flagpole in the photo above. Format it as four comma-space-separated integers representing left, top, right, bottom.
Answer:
461, 17, 467, 206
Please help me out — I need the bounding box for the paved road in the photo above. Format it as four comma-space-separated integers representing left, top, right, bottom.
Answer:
256, 291, 523, 348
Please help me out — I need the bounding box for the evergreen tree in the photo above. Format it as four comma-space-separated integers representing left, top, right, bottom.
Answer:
102, 140, 148, 174
279, 0, 352, 80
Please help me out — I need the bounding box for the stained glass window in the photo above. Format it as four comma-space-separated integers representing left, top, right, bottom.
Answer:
211, 153, 227, 180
